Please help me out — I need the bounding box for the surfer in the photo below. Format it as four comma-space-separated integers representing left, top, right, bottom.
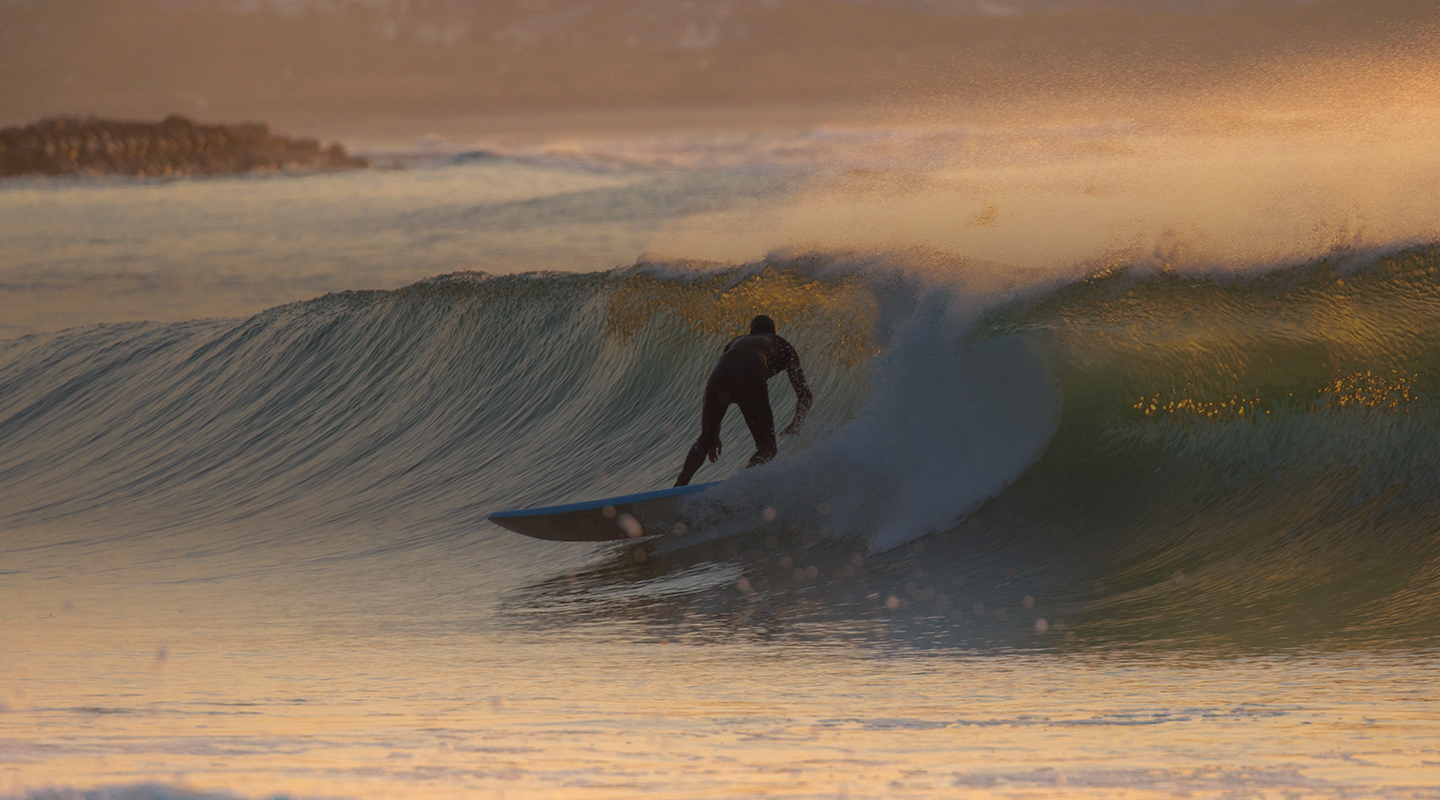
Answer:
674, 314, 813, 486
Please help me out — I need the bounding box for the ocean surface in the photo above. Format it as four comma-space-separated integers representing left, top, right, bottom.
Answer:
4, 108, 1440, 799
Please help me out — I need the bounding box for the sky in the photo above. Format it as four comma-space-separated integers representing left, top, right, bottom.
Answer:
3, 0, 1435, 139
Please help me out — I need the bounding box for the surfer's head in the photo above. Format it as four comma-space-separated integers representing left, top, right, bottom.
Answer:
749, 314, 776, 335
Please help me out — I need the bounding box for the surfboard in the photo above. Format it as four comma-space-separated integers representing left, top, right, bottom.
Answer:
488, 482, 721, 542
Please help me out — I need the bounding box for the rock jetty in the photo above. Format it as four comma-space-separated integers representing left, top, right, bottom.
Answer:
0, 116, 367, 178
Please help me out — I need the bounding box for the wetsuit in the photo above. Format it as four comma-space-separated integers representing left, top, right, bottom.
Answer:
675, 315, 813, 487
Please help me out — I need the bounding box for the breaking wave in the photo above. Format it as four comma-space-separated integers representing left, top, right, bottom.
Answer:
3, 244, 1440, 645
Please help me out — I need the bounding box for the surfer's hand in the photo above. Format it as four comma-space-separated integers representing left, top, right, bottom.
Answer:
707, 441, 721, 462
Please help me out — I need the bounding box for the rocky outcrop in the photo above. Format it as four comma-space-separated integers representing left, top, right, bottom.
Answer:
0, 116, 367, 178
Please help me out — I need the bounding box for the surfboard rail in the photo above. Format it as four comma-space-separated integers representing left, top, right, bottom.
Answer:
488, 482, 721, 541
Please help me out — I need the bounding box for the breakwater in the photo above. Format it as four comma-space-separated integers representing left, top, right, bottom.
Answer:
0, 115, 366, 178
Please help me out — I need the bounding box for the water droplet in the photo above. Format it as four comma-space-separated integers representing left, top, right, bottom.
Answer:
618, 513, 643, 538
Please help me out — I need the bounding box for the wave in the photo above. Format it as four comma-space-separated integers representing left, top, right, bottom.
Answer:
0, 262, 882, 541
398, 121, 1141, 175
434, 149, 507, 167
22, 785, 259, 800
4, 245, 1440, 643
513, 245, 1440, 647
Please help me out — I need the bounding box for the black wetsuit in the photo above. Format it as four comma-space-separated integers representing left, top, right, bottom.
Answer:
675, 321, 812, 487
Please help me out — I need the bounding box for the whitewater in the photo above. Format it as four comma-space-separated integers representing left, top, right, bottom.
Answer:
4, 105, 1440, 799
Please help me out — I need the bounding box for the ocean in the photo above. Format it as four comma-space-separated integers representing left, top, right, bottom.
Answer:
4, 107, 1440, 799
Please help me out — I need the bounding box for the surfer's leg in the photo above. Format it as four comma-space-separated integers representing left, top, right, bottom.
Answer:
676, 381, 730, 486
735, 379, 776, 468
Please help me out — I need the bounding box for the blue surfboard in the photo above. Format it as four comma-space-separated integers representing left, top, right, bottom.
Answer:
488, 482, 721, 541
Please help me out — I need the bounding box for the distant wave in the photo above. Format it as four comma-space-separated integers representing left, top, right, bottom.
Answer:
437, 149, 506, 166
23, 784, 266, 800
395, 123, 1115, 174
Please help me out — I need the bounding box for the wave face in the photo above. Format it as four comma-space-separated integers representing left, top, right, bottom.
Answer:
961, 244, 1440, 646
0, 263, 882, 539
4, 246, 1440, 645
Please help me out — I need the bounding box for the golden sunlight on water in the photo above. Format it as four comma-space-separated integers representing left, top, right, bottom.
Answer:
605, 269, 881, 367
4, 570, 1439, 799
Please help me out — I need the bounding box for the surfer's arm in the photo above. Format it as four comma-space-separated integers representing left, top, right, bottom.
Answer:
781, 372, 812, 435
778, 340, 812, 435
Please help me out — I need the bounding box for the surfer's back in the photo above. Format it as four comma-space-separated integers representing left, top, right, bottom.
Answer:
717, 333, 798, 380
